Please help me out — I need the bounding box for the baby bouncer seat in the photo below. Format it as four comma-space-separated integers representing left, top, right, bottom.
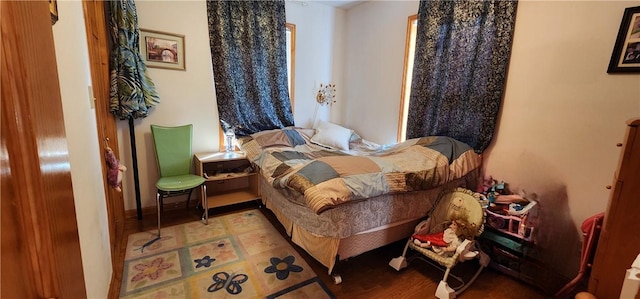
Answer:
389, 187, 490, 299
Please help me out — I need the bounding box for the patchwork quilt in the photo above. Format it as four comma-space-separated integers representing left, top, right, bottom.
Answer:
238, 127, 481, 214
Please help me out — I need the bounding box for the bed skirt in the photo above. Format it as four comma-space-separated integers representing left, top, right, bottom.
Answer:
260, 170, 479, 274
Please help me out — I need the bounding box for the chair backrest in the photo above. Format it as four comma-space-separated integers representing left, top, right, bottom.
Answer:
151, 124, 194, 178
426, 187, 486, 237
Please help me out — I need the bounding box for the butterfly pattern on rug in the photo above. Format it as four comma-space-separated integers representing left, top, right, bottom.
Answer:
207, 271, 249, 295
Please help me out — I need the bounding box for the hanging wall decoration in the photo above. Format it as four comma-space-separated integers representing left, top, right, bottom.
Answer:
316, 83, 336, 106
140, 29, 186, 71
607, 6, 640, 73
312, 83, 336, 127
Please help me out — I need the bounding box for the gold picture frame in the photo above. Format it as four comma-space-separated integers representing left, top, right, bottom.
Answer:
139, 29, 186, 71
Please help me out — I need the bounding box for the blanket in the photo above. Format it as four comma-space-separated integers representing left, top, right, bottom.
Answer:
238, 127, 481, 214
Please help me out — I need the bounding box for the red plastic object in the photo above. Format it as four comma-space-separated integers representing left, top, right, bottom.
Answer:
554, 212, 605, 298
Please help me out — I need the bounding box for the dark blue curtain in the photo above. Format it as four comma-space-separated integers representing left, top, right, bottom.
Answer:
206, 0, 294, 136
406, 0, 518, 153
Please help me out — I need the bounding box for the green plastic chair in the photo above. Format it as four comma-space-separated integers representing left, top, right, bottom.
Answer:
146, 124, 207, 249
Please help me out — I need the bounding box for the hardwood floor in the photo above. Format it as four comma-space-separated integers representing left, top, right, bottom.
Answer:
113, 201, 576, 298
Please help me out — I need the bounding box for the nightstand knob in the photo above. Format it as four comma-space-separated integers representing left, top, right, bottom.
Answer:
606, 185, 612, 189
616, 143, 623, 147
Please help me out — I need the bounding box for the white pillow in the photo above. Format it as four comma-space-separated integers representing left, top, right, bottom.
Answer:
311, 121, 353, 151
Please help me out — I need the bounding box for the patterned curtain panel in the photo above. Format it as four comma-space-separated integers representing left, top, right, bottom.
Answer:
406, 0, 518, 153
108, 0, 159, 120
206, 0, 294, 136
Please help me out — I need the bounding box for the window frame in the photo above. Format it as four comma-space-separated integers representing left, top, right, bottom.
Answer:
397, 14, 417, 142
286, 22, 296, 112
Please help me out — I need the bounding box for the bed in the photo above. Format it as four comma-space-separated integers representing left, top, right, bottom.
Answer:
237, 123, 482, 282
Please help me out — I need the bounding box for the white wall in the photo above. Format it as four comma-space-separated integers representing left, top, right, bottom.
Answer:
52, 1, 111, 297
285, 1, 345, 128
342, 1, 418, 144
483, 0, 640, 278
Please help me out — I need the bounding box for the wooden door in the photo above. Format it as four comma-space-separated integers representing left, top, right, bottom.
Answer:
1, 1, 87, 298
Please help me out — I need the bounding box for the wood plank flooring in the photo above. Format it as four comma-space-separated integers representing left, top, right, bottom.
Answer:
112, 201, 578, 298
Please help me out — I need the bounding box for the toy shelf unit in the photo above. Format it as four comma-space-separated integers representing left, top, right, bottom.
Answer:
479, 226, 552, 291
194, 152, 260, 210
479, 198, 555, 290
485, 200, 538, 243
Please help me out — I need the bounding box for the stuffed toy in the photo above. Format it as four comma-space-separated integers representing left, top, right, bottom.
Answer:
412, 215, 477, 257
105, 146, 126, 192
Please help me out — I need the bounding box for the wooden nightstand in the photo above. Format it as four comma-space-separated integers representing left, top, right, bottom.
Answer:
194, 152, 260, 213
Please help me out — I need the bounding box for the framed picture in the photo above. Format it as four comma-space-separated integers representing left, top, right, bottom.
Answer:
607, 6, 640, 73
140, 29, 186, 71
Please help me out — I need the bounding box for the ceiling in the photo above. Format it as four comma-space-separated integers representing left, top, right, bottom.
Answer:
322, 1, 366, 9
292, 0, 366, 10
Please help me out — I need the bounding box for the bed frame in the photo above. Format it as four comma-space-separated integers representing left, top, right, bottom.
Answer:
259, 170, 479, 284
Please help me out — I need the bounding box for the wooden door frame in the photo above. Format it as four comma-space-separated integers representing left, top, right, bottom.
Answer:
82, 1, 127, 296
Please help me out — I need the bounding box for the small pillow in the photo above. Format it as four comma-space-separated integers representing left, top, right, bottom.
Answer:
311, 121, 353, 151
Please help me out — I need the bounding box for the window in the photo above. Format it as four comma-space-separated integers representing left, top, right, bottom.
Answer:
397, 14, 417, 142
286, 23, 296, 110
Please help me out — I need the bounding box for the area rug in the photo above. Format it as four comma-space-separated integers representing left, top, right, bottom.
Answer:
120, 209, 335, 299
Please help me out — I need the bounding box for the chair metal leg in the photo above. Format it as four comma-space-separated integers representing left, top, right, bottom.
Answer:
157, 192, 162, 237
201, 184, 208, 225
139, 191, 162, 252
